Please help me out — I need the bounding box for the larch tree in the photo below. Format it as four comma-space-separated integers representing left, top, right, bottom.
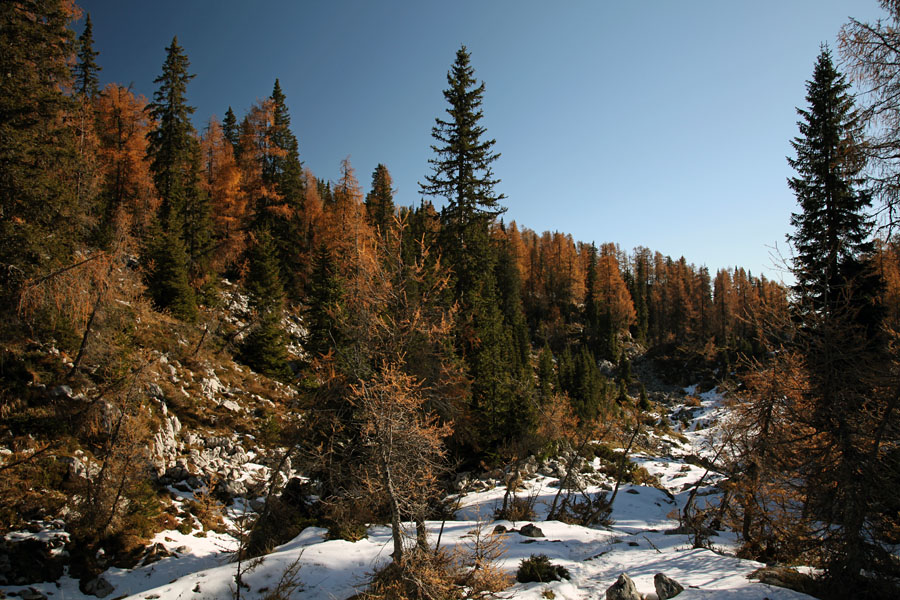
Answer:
200, 116, 246, 272
94, 84, 156, 241
840, 0, 900, 230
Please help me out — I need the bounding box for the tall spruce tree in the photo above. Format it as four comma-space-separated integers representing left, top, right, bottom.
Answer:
144, 37, 203, 317
787, 47, 891, 592
259, 79, 306, 297
0, 0, 81, 305
147, 37, 196, 232
421, 46, 528, 453
73, 13, 100, 98
788, 47, 873, 316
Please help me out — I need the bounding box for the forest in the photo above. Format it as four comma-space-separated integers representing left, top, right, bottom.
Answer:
2, 1, 900, 599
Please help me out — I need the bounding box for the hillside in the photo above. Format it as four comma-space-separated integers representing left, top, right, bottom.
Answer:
2, 383, 819, 600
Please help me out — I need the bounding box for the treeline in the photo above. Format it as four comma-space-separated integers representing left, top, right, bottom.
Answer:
0, 0, 793, 455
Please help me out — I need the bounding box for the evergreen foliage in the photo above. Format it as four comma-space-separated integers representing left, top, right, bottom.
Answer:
304, 245, 345, 360
786, 47, 893, 592
0, 0, 81, 304
74, 13, 101, 98
241, 230, 290, 380
144, 37, 203, 317
365, 163, 396, 235
142, 225, 198, 322
788, 47, 873, 316
257, 79, 307, 297
147, 36, 197, 233
222, 106, 239, 154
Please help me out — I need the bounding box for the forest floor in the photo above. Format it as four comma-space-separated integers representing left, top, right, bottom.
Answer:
3, 387, 816, 600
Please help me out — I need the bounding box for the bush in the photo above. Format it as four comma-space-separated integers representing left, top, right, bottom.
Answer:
365, 547, 462, 600
516, 554, 570, 583
494, 493, 538, 522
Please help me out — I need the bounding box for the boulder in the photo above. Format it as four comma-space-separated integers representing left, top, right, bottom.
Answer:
81, 575, 115, 598
654, 573, 684, 599
605, 573, 641, 600
142, 542, 174, 565
518, 523, 544, 538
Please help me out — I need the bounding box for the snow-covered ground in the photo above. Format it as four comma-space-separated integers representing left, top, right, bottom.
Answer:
3, 387, 816, 600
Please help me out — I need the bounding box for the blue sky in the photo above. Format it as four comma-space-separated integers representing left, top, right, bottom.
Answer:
77, 0, 888, 280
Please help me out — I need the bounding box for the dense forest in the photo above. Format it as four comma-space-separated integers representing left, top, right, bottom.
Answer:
3, 1, 900, 599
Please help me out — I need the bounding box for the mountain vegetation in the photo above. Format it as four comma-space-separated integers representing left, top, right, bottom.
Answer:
1, 1, 899, 599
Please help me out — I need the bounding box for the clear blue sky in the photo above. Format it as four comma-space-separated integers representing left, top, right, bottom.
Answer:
77, 0, 888, 280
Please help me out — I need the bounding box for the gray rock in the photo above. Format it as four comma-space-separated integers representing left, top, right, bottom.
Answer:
518, 523, 544, 538
222, 479, 247, 497
605, 573, 641, 600
492, 525, 508, 534
49, 385, 73, 399
59, 455, 91, 481
654, 573, 684, 599
82, 575, 115, 598
143, 542, 174, 565
19, 588, 48, 600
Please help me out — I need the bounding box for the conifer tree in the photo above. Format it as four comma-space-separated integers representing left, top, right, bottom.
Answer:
365, 163, 396, 235
144, 37, 204, 316
74, 13, 101, 98
786, 48, 892, 591
260, 79, 306, 296
788, 47, 873, 316
241, 229, 290, 379
420, 46, 526, 453
304, 245, 344, 360
222, 106, 239, 154
147, 37, 197, 232
142, 224, 197, 321
0, 0, 81, 304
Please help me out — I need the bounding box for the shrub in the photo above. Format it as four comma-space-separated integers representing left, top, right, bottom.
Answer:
516, 554, 570, 583
494, 492, 538, 522
365, 547, 461, 600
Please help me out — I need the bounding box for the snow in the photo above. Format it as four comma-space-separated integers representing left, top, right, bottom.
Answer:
1, 385, 817, 600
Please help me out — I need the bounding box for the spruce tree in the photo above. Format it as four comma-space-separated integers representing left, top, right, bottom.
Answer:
144, 37, 203, 317
142, 224, 197, 321
583, 243, 602, 355
365, 163, 396, 235
241, 230, 290, 379
147, 37, 197, 232
788, 47, 873, 316
304, 245, 345, 360
222, 106, 239, 155
74, 13, 101, 98
421, 45, 505, 229
787, 47, 888, 590
421, 46, 527, 453
0, 0, 81, 304
257, 79, 306, 297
